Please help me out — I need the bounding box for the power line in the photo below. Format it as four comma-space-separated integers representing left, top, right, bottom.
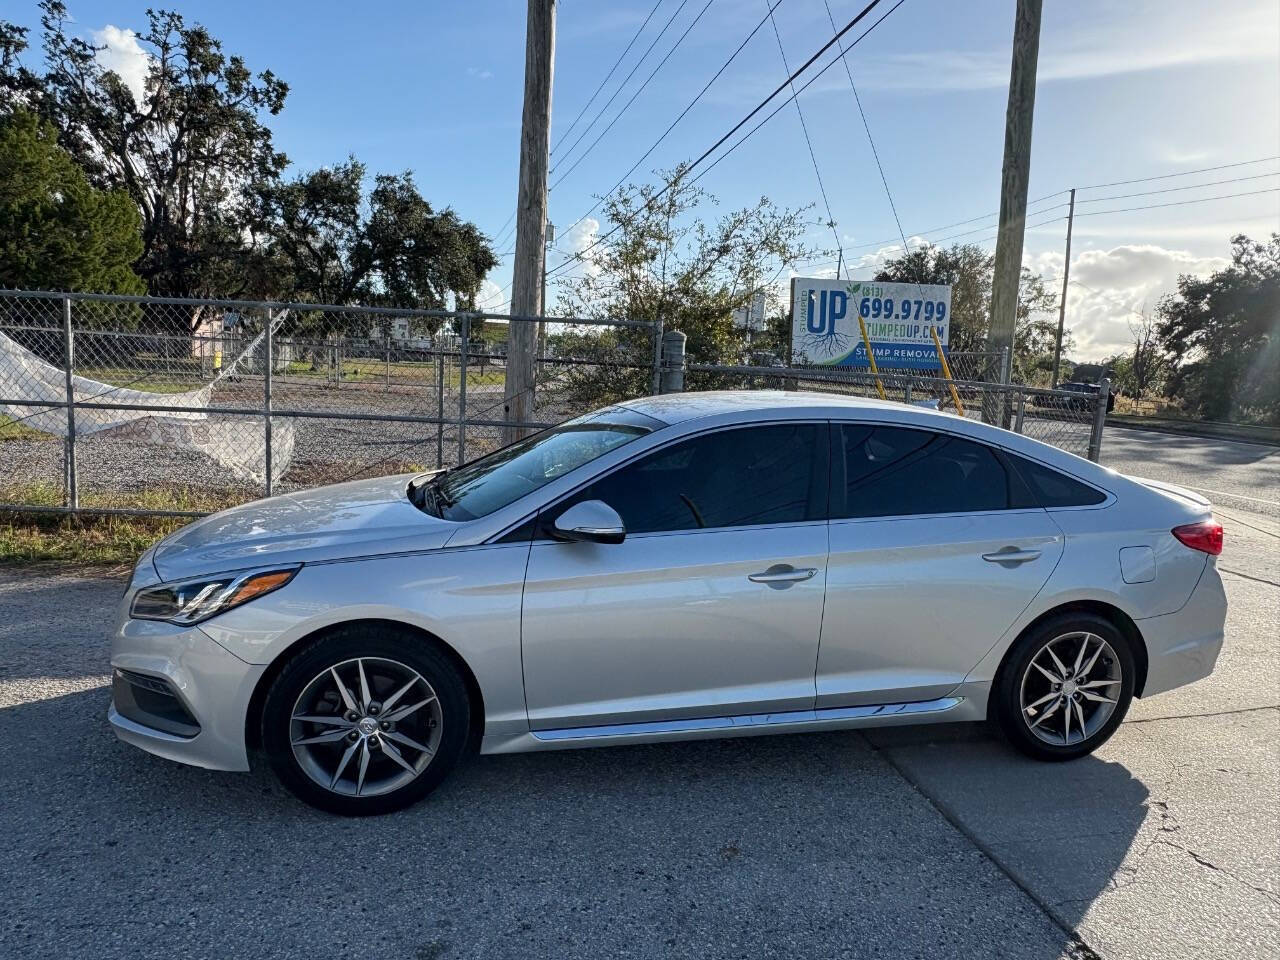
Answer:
1075, 156, 1280, 191
840, 192, 1069, 252
547, 0, 899, 281
765, 0, 842, 266
549, 0, 716, 192
493, 1, 672, 257
1073, 187, 1280, 218
820, 0, 903, 280
550, 0, 787, 258
1076, 171, 1279, 205
934, 213, 1066, 252
549, 0, 692, 177
490, 212, 518, 256
550, 0, 666, 156
682, 0, 893, 188
836, 166, 1278, 255
922, 210, 1066, 248
685, 0, 910, 189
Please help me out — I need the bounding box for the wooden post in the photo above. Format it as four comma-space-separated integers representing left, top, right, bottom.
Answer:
505, 0, 556, 443
1051, 187, 1076, 388
987, 0, 1042, 421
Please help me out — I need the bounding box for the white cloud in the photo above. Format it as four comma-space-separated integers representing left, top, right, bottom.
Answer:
850, 1, 1276, 92
477, 278, 505, 311
1035, 244, 1230, 359
466, 67, 493, 81
562, 217, 603, 279
92, 25, 149, 102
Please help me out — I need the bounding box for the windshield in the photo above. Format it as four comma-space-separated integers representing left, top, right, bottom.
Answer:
416, 408, 659, 522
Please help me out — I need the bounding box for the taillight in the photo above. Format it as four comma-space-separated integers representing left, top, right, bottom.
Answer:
1172, 521, 1223, 556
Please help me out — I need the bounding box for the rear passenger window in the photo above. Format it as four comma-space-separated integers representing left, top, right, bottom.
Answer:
1006, 454, 1106, 508
832, 425, 1013, 518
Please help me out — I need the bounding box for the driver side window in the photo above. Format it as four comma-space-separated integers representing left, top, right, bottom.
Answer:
552, 423, 828, 535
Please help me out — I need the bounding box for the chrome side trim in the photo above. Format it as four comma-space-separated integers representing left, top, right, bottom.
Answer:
530, 697, 964, 742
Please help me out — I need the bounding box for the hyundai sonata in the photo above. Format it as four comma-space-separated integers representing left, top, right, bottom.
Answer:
109, 392, 1226, 814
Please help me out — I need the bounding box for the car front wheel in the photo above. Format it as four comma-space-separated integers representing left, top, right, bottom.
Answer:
261, 624, 470, 815
993, 613, 1135, 761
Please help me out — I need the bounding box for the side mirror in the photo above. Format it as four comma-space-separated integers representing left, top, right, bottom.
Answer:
552, 500, 626, 545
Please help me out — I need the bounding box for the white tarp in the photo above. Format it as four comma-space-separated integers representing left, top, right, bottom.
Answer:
0, 326, 294, 486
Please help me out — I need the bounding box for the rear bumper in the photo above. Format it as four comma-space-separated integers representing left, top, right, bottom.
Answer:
109, 616, 265, 772
1136, 562, 1227, 698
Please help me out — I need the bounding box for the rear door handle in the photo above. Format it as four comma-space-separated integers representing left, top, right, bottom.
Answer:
982, 548, 1042, 566
749, 565, 818, 584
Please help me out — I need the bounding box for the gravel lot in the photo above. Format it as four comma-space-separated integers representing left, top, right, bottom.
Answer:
0, 431, 1276, 960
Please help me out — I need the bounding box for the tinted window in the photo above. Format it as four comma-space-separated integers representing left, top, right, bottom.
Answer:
1006, 453, 1106, 508
833, 425, 1012, 518
559, 423, 828, 534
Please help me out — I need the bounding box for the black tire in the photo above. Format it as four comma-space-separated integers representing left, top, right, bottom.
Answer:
261, 623, 470, 815
993, 612, 1135, 762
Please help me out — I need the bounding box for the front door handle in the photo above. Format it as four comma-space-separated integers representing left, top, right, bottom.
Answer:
982, 548, 1042, 566
748, 565, 818, 584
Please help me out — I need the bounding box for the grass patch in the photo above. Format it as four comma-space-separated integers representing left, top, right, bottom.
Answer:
0, 415, 49, 442
0, 484, 248, 569
77, 367, 205, 394
279, 360, 506, 387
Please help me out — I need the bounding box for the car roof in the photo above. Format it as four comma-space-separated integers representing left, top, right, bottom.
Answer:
616, 390, 905, 425
614, 389, 1120, 485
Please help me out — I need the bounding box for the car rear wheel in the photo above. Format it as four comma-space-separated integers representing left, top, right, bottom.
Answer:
261, 624, 470, 815
994, 613, 1135, 761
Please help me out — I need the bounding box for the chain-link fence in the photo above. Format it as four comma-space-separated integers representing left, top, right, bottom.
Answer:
0, 290, 654, 517
1, 290, 1106, 519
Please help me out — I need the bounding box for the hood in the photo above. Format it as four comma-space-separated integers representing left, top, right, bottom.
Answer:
151, 474, 458, 581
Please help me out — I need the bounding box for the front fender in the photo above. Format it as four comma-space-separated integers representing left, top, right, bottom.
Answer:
198, 543, 532, 737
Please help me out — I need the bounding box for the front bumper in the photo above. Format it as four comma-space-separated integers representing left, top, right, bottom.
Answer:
109, 614, 266, 772
1136, 561, 1228, 698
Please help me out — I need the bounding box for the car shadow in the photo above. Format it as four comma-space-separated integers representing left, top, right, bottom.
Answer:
1, 687, 1149, 960
863, 720, 1152, 937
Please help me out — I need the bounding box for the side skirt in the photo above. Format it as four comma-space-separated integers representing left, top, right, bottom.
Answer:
480, 696, 974, 754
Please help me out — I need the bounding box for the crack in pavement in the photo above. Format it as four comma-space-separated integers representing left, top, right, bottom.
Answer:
1123, 703, 1280, 725
1218, 567, 1280, 588
1130, 796, 1280, 907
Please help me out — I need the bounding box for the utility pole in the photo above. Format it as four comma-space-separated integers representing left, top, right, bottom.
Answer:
1050, 187, 1076, 388
987, 0, 1042, 420
505, 0, 556, 444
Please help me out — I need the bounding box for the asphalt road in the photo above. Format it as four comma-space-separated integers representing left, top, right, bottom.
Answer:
0, 428, 1276, 960
1100, 425, 1280, 522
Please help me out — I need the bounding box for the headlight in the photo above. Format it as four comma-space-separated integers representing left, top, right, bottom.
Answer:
130, 566, 300, 625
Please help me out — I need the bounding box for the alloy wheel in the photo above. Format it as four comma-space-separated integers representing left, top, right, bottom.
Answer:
289, 657, 443, 797
1018, 631, 1122, 747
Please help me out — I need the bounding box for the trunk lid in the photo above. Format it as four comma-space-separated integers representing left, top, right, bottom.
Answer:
1127, 475, 1212, 511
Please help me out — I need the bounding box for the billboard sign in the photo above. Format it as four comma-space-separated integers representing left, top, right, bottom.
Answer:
791, 278, 951, 369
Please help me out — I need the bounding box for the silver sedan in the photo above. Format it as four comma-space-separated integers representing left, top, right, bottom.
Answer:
109, 392, 1227, 815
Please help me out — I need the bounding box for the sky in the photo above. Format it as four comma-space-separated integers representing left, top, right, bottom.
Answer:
5, 0, 1278, 359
